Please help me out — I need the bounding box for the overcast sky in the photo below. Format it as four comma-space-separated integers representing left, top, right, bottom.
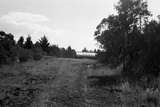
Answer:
0, 0, 159, 51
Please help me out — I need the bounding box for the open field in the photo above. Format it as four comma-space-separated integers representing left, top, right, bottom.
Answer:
0, 57, 159, 107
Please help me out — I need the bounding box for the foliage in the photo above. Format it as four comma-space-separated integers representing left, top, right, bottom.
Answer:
48, 45, 60, 56
0, 31, 17, 64
94, 0, 160, 81
18, 48, 33, 62
32, 47, 43, 60
0, 31, 77, 65
66, 46, 77, 58
17, 36, 24, 48
24, 36, 33, 49
82, 47, 88, 52
39, 36, 50, 53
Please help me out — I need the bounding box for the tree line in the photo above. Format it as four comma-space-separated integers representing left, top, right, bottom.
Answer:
94, 0, 160, 83
0, 32, 76, 65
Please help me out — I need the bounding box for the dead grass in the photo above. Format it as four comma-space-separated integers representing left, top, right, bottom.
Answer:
0, 57, 160, 107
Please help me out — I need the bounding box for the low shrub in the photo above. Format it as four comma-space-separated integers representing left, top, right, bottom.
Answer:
18, 48, 33, 62
32, 48, 43, 61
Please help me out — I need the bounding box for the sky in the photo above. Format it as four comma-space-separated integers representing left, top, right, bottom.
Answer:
0, 0, 159, 51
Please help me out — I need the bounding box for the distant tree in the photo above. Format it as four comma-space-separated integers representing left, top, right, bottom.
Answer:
82, 47, 88, 52
48, 45, 60, 56
67, 46, 72, 52
34, 41, 41, 48
0, 31, 17, 64
59, 48, 67, 57
66, 46, 72, 57
94, 49, 97, 53
17, 36, 24, 48
24, 35, 33, 49
71, 49, 77, 58
39, 36, 50, 53
66, 46, 77, 58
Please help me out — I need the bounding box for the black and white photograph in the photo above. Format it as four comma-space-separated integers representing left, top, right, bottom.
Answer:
0, 0, 160, 107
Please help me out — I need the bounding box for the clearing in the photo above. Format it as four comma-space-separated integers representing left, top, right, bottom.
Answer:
0, 57, 136, 107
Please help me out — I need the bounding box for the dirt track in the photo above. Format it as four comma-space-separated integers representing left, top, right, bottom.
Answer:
0, 57, 121, 107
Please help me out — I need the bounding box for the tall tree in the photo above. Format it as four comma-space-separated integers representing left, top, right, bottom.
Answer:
116, 0, 151, 33
24, 35, 33, 49
39, 36, 50, 53
0, 31, 16, 64
94, 0, 151, 66
142, 20, 160, 77
48, 45, 60, 56
66, 46, 76, 58
82, 47, 88, 52
17, 36, 24, 48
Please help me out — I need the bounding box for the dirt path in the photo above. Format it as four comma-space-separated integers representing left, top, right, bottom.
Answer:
30, 58, 97, 107
0, 57, 121, 107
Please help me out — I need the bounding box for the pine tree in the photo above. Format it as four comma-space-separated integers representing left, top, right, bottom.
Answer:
39, 36, 50, 53
24, 35, 33, 49
17, 36, 24, 48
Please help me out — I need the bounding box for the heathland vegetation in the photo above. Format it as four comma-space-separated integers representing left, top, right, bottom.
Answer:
0, 0, 160, 106
0, 32, 76, 65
